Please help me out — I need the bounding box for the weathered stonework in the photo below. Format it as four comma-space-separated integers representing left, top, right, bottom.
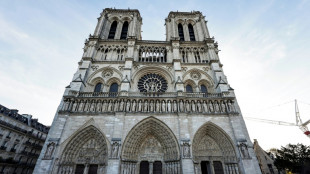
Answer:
34, 8, 262, 174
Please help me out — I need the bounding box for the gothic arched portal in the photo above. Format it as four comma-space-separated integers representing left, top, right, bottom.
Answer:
58, 125, 108, 174
192, 122, 240, 174
121, 117, 181, 174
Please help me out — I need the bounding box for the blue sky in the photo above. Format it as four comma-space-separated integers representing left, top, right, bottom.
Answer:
0, 0, 309, 149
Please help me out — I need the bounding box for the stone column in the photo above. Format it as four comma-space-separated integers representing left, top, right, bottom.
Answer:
149, 162, 153, 174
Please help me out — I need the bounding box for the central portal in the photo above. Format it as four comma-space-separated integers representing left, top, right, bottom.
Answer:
121, 117, 181, 174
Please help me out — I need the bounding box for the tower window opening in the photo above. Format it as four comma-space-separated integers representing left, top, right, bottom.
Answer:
188, 24, 195, 41
178, 23, 185, 41
120, 21, 129, 40
108, 21, 118, 39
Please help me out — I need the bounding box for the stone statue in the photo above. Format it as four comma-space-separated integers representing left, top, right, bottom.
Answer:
208, 101, 214, 113
78, 101, 84, 112
132, 100, 136, 112
191, 101, 196, 112
156, 101, 160, 112
90, 101, 95, 112
179, 100, 184, 112
240, 143, 250, 158
167, 100, 171, 112
228, 100, 235, 112
119, 100, 124, 111
138, 100, 142, 112
84, 101, 90, 112
185, 101, 190, 112
221, 101, 226, 113
72, 101, 78, 112
197, 101, 202, 112
150, 100, 154, 112
144, 100, 148, 112
162, 101, 166, 112
114, 100, 119, 112
96, 101, 102, 112
183, 143, 190, 158
112, 142, 119, 158
102, 100, 106, 112
214, 101, 220, 113
44, 142, 55, 159
107, 100, 112, 111
173, 100, 178, 112
126, 100, 131, 112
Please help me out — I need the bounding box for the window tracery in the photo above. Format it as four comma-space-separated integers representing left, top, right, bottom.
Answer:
138, 73, 168, 93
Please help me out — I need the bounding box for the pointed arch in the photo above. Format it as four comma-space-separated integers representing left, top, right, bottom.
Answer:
108, 21, 118, 39
59, 125, 109, 165
193, 122, 237, 162
178, 23, 185, 41
188, 23, 195, 41
120, 21, 129, 40
121, 116, 180, 161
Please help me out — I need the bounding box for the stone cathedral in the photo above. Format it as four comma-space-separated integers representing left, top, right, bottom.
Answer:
34, 8, 261, 174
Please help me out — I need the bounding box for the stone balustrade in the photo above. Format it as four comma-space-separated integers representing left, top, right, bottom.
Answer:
61, 92, 237, 115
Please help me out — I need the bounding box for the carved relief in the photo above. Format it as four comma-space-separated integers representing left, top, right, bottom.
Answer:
182, 140, 191, 158
102, 69, 113, 78
44, 142, 56, 159
190, 71, 201, 80
111, 140, 121, 159
239, 142, 250, 159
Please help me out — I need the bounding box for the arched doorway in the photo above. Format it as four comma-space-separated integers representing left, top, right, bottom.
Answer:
58, 126, 108, 174
193, 123, 239, 174
121, 117, 181, 174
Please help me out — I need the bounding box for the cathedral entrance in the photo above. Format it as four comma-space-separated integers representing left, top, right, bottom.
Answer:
121, 117, 180, 174
58, 126, 108, 174
193, 123, 239, 174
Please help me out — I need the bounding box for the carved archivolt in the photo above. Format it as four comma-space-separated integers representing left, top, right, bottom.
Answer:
59, 126, 108, 165
121, 117, 180, 161
192, 122, 237, 162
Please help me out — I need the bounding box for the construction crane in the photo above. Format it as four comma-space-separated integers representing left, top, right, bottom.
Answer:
245, 100, 310, 138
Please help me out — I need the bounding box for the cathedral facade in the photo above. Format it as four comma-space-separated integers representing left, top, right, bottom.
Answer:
34, 8, 261, 174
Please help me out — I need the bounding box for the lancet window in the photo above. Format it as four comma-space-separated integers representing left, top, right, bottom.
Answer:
200, 85, 207, 93
188, 24, 195, 41
94, 83, 103, 92
108, 21, 118, 39
120, 21, 129, 40
178, 23, 185, 41
109, 83, 119, 93
186, 85, 193, 93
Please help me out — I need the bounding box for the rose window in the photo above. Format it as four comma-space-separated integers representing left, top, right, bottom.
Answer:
138, 73, 168, 92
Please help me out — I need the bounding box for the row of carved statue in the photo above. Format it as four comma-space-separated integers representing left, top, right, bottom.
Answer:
61, 99, 237, 114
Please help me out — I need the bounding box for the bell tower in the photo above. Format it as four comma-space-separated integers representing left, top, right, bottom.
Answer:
165, 11, 210, 41
93, 8, 142, 40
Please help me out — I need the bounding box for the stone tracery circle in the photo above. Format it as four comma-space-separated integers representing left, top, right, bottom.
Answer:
137, 73, 168, 92
190, 71, 201, 80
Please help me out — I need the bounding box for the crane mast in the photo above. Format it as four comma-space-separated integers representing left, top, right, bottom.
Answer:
295, 100, 310, 137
